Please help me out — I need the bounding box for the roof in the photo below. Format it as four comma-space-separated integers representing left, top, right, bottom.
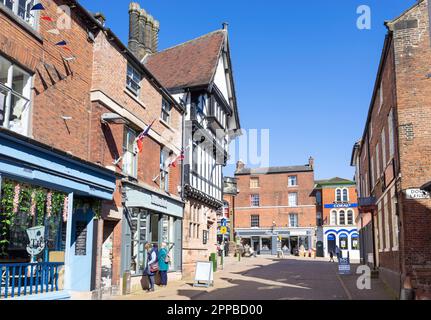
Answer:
144, 30, 226, 90
235, 165, 313, 176
314, 177, 355, 187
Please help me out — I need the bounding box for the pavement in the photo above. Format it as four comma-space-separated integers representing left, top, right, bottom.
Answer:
110, 255, 396, 300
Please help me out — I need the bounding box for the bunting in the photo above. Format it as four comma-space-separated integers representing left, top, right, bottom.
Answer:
168, 149, 185, 168
135, 119, 156, 153
55, 40, 72, 52
30, 3, 45, 11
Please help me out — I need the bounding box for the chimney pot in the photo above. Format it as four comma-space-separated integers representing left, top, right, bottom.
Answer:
222, 22, 229, 30
129, 2, 140, 12
94, 12, 106, 26
308, 157, 314, 169
236, 160, 245, 171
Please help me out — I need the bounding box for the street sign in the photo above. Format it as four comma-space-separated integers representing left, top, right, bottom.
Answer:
338, 257, 351, 275
220, 226, 227, 234
221, 218, 227, 227
406, 189, 430, 199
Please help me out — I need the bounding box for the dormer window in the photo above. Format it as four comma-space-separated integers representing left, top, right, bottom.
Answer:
126, 64, 142, 96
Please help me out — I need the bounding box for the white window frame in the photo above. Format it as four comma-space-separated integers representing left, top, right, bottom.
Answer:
161, 98, 171, 124
1, 0, 38, 28
289, 213, 298, 227
330, 210, 337, 225
288, 175, 297, 187
391, 188, 399, 251
126, 64, 142, 96
0, 55, 32, 136
250, 215, 259, 228
378, 202, 383, 252
122, 127, 138, 178
338, 210, 346, 226
160, 148, 170, 192
388, 109, 395, 159
381, 128, 387, 167
250, 194, 260, 207
347, 210, 354, 225
384, 194, 390, 251
376, 143, 380, 178
250, 177, 259, 188
288, 192, 298, 207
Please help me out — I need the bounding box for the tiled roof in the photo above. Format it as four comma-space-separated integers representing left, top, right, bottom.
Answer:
235, 165, 313, 176
144, 30, 226, 90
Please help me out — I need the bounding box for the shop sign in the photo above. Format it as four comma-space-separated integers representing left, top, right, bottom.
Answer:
151, 194, 168, 208
324, 203, 358, 209
405, 189, 430, 199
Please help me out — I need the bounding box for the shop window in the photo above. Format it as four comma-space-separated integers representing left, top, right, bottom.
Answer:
126, 64, 142, 96
0, 178, 69, 262
339, 234, 348, 250
250, 194, 260, 207
261, 238, 271, 251
0, 0, 37, 28
0, 55, 31, 136
161, 98, 171, 124
122, 127, 138, 178
250, 215, 259, 228
130, 208, 147, 275
351, 235, 359, 250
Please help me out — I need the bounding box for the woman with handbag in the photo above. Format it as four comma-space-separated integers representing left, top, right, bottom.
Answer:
144, 242, 158, 292
158, 242, 170, 287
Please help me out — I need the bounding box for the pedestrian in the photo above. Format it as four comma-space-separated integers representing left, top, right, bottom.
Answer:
158, 242, 170, 287
329, 250, 334, 262
144, 242, 158, 292
335, 245, 341, 261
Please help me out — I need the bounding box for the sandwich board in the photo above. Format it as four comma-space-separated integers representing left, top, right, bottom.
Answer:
193, 261, 214, 288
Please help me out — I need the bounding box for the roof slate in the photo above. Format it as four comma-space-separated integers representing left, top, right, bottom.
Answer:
235, 165, 313, 176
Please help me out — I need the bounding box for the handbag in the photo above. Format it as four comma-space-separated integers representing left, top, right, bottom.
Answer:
149, 262, 159, 273
164, 254, 171, 264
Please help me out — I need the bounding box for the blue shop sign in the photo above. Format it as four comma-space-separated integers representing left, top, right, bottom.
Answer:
324, 203, 358, 209
338, 257, 351, 275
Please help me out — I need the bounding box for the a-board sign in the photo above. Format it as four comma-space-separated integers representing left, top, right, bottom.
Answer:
193, 261, 214, 288
338, 257, 351, 275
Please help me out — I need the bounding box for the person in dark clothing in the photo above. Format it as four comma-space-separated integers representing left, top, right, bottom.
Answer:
144, 242, 158, 292
329, 250, 335, 262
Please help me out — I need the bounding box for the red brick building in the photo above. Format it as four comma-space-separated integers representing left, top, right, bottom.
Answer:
351, 0, 431, 299
233, 159, 317, 255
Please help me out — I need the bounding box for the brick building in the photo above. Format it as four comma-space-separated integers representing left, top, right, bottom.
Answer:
233, 159, 317, 255
351, 0, 431, 299
0, 0, 118, 299
313, 178, 360, 261
220, 176, 238, 247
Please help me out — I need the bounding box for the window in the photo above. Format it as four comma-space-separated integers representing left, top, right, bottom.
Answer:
288, 175, 297, 187
160, 148, 170, 192
378, 202, 383, 251
0, 55, 31, 135
189, 204, 201, 240
388, 109, 395, 159
126, 64, 142, 95
378, 82, 383, 113
250, 215, 259, 228
122, 127, 137, 177
384, 194, 390, 251
351, 235, 360, 250
316, 191, 321, 205
250, 177, 259, 188
193, 93, 206, 115
289, 213, 298, 227
338, 210, 346, 225
250, 194, 260, 207
375, 143, 380, 178
381, 128, 386, 166
339, 234, 348, 250
161, 98, 171, 124
347, 210, 354, 225
288, 192, 297, 207
336, 189, 341, 202
1, 0, 37, 27
330, 210, 337, 225
391, 188, 399, 250
130, 208, 147, 275
371, 156, 375, 187
342, 189, 348, 202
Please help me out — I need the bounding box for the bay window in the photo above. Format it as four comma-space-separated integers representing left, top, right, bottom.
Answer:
0, 55, 32, 135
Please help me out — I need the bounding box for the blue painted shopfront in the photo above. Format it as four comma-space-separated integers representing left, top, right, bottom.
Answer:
0, 130, 116, 298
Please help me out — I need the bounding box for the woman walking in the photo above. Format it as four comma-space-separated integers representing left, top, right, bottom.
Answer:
158, 242, 170, 287
144, 242, 158, 292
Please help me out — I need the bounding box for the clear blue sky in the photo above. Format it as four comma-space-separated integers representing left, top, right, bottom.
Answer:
81, 0, 415, 180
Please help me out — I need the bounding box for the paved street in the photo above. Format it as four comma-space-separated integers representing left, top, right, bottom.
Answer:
112, 256, 395, 300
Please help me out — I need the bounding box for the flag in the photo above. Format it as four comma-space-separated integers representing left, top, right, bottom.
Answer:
41, 16, 54, 22
135, 119, 156, 153
30, 3, 45, 11
169, 149, 185, 168
47, 29, 60, 35
55, 40, 72, 52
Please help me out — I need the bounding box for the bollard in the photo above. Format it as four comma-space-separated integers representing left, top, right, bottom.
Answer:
210, 253, 217, 272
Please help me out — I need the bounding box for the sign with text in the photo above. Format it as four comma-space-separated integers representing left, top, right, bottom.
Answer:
406, 189, 430, 199
325, 203, 358, 209
338, 257, 351, 275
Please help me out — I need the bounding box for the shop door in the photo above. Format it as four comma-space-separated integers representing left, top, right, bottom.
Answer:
252, 237, 260, 254
101, 221, 115, 290
327, 234, 336, 254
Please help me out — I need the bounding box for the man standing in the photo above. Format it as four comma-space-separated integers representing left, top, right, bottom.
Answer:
335, 245, 341, 261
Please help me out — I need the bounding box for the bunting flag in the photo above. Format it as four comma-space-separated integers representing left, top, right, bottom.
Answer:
55, 40, 72, 52
47, 29, 60, 35
135, 119, 156, 153
168, 149, 185, 168
30, 3, 45, 11
41, 16, 55, 22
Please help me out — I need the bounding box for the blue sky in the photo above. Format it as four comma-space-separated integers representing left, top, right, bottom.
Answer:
81, 0, 415, 180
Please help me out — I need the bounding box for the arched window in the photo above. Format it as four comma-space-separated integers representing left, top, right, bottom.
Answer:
342, 189, 348, 202
351, 234, 359, 250
347, 210, 354, 225
336, 189, 342, 202
330, 210, 337, 225
338, 210, 346, 225
339, 234, 348, 249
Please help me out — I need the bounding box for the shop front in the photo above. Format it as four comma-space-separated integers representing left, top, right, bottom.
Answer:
236, 228, 314, 256
0, 129, 116, 299
323, 226, 360, 261
121, 182, 184, 291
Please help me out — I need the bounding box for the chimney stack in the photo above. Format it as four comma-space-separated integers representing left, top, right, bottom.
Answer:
236, 160, 245, 172
128, 2, 160, 60
308, 156, 314, 169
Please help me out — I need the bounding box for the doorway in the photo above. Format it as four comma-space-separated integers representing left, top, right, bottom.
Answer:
289, 236, 299, 255
101, 221, 115, 293
251, 237, 260, 254
327, 234, 336, 255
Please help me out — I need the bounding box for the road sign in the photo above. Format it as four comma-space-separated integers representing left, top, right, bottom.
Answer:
220, 226, 227, 234
221, 218, 227, 227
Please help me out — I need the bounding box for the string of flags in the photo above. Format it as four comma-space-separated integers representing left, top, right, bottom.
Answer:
168, 149, 185, 168
30, 2, 73, 55
135, 119, 156, 153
